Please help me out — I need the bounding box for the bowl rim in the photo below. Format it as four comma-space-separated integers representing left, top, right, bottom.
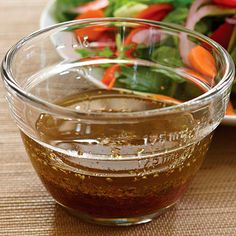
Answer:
1, 17, 235, 120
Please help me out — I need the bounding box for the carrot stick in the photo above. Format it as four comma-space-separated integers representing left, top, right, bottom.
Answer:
188, 45, 217, 79
108, 75, 118, 90
75, 9, 104, 19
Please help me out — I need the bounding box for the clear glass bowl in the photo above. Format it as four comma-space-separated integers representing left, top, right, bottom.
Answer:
1, 18, 235, 226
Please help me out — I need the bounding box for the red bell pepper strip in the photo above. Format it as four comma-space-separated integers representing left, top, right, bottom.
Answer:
212, 0, 236, 8
101, 64, 120, 89
210, 21, 234, 49
75, 25, 111, 41
75, 10, 109, 41
74, 10, 116, 44
136, 3, 173, 21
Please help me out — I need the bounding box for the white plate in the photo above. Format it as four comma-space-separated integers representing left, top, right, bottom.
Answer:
40, 0, 236, 126
40, 0, 57, 28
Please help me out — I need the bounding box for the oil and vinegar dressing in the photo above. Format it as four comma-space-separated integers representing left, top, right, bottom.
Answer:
21, 59, 211, 219
21, 88, 212, 218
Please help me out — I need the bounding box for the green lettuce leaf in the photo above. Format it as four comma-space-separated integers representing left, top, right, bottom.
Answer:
115, 65, 205, 100
149, 0, 193, 7
230, 46, 236, 68
163, 7, 188, 24
194, 19, 212, 35
105, 0, 193, 17
151, 46, 184, 67
115, 66, 185, 97
105, 0, 149, 16
75, 48, 93, 57
98, 47, 114, 57
54, 0, 92, 22
114, 2, 148, 17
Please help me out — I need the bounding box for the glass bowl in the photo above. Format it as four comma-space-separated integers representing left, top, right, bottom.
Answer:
1, 18, 235, 226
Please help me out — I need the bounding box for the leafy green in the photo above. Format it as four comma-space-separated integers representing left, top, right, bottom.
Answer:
133, 45, 155, 60
133, 37, 183, 67
114, 3, 148, 17
163, 7, 188, 24
98, 47, 114, 57
130, 34, 183, 66
228, 27, 236, 53
115, 33, 122, 52
231, 82, 236, 95
115, 33, 132, 59
194, 19, 212, 35
133, 35, 182, 67
159, 36, 178, 47
75, 48, 93, 57
115, 66, 185, 97
105, 0, 193, 17
151, 46, 184, 67
105, 0, 147, 17
152, 68, 185, 83
75, 47, 114, 58
230, 46, 236, 65
54, 0, 92, 22
149, 0, 193, 6
99, 63, 112, 68
115, 65, 205, 100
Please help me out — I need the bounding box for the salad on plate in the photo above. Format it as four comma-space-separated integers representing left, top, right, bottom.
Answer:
49, 0, 236, 118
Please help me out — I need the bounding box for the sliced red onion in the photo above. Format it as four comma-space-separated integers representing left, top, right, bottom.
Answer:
187, 5, 230, 29
75, 0, 109, 14
132, 29, 163, 45
180, 1, 236, 65
89, 41, 116, 48
179, 0, 211, 65
188, 0, 211, 18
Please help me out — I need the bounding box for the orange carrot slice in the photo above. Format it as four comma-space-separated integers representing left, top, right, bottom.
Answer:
75, 9, 104, 19
226, 101, 236, 116
188, 45, 217, 79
